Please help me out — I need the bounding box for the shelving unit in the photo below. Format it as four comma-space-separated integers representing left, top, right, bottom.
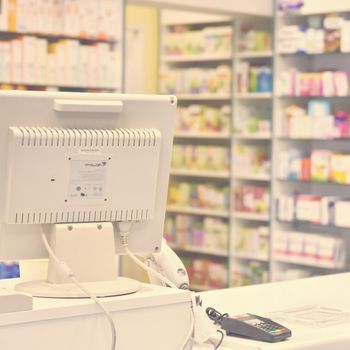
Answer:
170, 169, 230, 179
160, 9, 275, 290
271, 0, 350, 282
160, 1, 350, 289
0, 0, 123, 93
159, 9, 233, 291
231, 17, 274, 287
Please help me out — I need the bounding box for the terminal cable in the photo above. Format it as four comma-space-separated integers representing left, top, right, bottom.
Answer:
40, 231, 117, 350
206, 307, 229, 326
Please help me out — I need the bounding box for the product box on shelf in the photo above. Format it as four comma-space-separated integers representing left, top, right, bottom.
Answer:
172, 145, 230, 172
278, 148, 350, 184
231, 260, 268, 287
164, 215, 229, 252
235, 226, 269, 259
273, 231, 346, 269
168, 182, 229, 211
276, 193, 350, 229
234, 105, 272, 137
159, 65, 231, 95
163, 25, 232, 57
236, 62, 273, 94
239, 26, 271, 53
176, 105, 231, 134
277, 69, 350, 97
183, 257, 228, 289
233, 144, 270, 177
234, 185, 270, 215
282, 101, 350, 139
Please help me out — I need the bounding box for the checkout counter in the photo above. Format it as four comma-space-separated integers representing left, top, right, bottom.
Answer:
1, 272, 350, 349
198, 272, 350, 350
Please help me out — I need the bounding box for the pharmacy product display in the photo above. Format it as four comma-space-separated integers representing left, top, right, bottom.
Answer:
0, 0, 122, 92
164, 215, 229, 254
277, 69, 350, 97
175, 105, 231, 136
168, 182, 229, 212
0, 37, 118, 89
172, 145, 230, 173
162, 25, 232, 58
277, 194, 350, 229
239, 26, 272, 53
278, 148, 350, 184
182, 256, 228, 290
234, 185, 270, 217
232, 260, 269, 287
274, 231, 345, 269
233, 144, 270, 179
160, 66, 231, 96
273, 0, 350, 281
235, 226, 269, 260
231, 17, 274, 286
236, 62, 273, 94
160, 10, 234, 291
234, 105, 272, 138
280, 101, 350, 139
278, 14, 350, 54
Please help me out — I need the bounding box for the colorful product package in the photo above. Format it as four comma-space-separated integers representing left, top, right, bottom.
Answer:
311, 150, 331, 182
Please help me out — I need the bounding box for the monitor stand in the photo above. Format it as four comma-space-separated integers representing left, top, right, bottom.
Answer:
15, 223, 141, 298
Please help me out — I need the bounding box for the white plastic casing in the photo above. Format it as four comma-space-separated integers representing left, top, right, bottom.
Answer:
5, 127, 161, 225
0, 91, 176, 259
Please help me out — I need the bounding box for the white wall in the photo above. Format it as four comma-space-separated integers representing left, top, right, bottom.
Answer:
127, 0, 273, 17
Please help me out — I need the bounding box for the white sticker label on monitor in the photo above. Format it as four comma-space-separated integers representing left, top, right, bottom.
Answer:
69, 159, 108, 199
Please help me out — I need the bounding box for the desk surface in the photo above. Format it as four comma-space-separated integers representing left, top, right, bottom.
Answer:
199, 273, 350, 350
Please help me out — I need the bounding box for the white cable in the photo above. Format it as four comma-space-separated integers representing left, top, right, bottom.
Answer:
40, 231, 117, 350
123, 246, 178, 289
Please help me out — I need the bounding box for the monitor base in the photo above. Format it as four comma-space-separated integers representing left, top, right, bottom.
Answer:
15, 277, 142, 298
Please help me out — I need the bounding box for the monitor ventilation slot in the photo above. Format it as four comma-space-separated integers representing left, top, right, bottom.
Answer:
12, 127, 160, 148
14, 209, 149, 224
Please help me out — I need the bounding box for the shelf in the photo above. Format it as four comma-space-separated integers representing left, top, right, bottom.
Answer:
162, 11, 232, 26
174, 131, 230, 140
277, 219, 350, 231
171, 169, 230, 179
235, 252, 269, 262
273, 255, 343, 270
279, 51, 350, 57
162, 53, 232, 63
0, 82, 116, 91
167, 206, 230, 218
278, 178, 350, 186
0, 30, 118, 43
236, 50, 273, 59
233, 173, 271, 181
278, 137, 350, 142
233, 212, 270, 221
278, 95, 349, 100
168, 243, 228, 257
236, 92, 273, 99
234, 134, 271, 140
278, 7, 350, 18
176, 94, 231, 101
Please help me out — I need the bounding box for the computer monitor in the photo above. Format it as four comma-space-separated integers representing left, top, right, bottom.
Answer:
0, 90, 176, 297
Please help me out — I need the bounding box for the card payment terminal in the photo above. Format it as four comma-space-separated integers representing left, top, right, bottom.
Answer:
221, 313, 292, 342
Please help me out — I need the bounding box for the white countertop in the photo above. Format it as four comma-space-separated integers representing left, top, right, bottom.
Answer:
199, 273, 350, 350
